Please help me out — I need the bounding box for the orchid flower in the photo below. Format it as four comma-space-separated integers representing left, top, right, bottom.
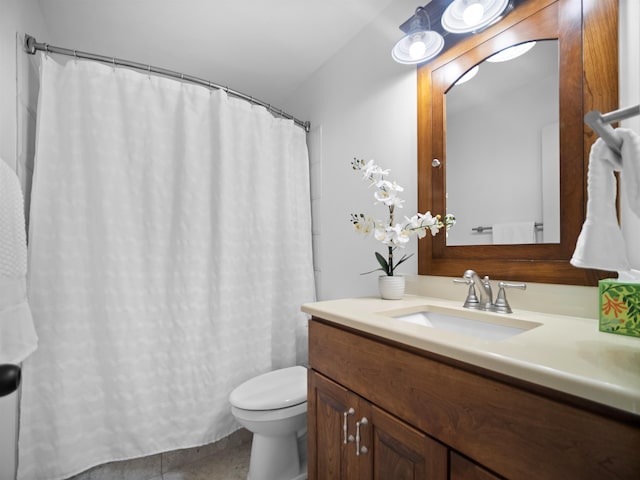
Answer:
350, 157, 455, 276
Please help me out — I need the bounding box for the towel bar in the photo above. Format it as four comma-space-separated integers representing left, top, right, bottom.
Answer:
585, 104, 640, 155
472, 222, 543, 234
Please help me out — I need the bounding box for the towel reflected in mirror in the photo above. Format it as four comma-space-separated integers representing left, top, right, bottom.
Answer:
492, 221, 536, 244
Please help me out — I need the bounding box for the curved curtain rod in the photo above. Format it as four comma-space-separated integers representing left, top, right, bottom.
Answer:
23, 34, 311, 133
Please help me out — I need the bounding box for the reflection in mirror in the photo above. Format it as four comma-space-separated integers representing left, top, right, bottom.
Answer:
444, 40, 559, 246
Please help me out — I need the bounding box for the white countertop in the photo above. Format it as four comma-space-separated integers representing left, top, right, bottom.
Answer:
302, 294, 640, 416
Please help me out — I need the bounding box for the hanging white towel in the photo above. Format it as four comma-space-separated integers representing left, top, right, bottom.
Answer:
617, 128, 640, 218
492, 221, 536, 244
0, 159, 37, 364
571, 134, 630, 272
618, 129, 640, 277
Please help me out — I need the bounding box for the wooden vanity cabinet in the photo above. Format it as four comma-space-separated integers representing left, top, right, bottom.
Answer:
449, 453, 502, 480
307, 318, 640, 480
309, 370, 448, 479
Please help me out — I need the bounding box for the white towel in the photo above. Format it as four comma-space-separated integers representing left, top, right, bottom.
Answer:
0, 159, 37, 364
492, 221, 536, 244
570, 129, 640, 275
618, 128, 640, 218
618, 129, 640, 277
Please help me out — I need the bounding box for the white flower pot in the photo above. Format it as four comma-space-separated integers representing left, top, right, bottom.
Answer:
378, 275, 405, 300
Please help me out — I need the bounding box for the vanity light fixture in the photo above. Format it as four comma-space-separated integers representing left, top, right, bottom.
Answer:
454, 65, 480, 85
486, 41, 536, 62
441, 0, 511, 34
392, 6, 444, 65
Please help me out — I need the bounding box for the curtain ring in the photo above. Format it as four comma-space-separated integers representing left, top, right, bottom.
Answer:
111, 57, 116, 71
73, 49, 78, 64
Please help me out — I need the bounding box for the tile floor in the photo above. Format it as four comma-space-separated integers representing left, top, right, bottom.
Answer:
156, 440, 250, 480
67, 429, 251, 480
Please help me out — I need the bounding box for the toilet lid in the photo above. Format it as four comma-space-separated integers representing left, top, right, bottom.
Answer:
229, 366, 307, 411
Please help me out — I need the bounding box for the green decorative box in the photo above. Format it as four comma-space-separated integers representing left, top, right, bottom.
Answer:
599, 279, 640, 338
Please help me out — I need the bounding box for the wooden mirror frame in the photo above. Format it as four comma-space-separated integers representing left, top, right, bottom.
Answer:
418, 0, 618, 286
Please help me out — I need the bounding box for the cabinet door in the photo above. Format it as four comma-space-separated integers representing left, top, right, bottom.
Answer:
308, 370, 364, 480
370, 404, 447, 480
450, 452, 502, 480
309, 370, 448, 480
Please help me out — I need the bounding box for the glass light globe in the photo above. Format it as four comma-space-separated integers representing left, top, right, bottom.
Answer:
442, 0, 510, 34
454, 65, 479, 85
392, 30, 444, 64
486, 41, 537, 62
409, 36, 427, 59
463, 2, 485, 26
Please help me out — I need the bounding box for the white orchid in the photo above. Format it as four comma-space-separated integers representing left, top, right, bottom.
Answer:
373, 189, 404, 207
404, 212, 449, 238
373, 228, 391, 243
350, 157, 455, 276
350, 214, 375, 234
359, 159, 389, 182
390, 224, 411, 245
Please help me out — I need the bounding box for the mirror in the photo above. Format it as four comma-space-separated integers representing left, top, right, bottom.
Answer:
417, 0, 618, 286
445, 40, 560, 246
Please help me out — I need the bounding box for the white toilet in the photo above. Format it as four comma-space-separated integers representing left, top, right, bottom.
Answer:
229, 365, 308, 480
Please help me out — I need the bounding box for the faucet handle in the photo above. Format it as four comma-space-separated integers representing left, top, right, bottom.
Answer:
453, 278, 480, 309
482, 275, 493, 300
494, 281, 527, 314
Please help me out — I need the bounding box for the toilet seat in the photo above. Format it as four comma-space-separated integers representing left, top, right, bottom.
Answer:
229, 366, 307, 411
231, 400, 307, 424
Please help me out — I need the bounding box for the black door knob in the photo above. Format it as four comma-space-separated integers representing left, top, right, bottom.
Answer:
0, 364, 21, 397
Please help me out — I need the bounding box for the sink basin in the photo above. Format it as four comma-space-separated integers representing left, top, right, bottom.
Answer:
389, 309, 540, 341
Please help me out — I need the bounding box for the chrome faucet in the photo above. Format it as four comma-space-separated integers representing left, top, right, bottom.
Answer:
454, 270, 526, 313
463, 270, 493, 311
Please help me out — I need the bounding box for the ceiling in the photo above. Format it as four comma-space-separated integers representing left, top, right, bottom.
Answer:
35, 0, 405, 107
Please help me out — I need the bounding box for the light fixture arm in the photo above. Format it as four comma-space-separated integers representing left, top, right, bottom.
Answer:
402, 6, 431, 34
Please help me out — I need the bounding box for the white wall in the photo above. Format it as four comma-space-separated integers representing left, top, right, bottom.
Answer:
0, 2, 48, 478
286, 0, 640, 300
0, 1, 46, 171
284, 0, 422, 300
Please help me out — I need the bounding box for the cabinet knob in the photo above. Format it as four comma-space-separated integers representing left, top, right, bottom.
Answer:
343, 407, 355, 444
356, 417, 368, 456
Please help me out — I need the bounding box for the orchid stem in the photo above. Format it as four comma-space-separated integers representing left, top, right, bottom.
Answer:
388, 205, 394, 275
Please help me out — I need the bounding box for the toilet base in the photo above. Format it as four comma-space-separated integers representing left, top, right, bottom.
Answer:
247, 432, 306, 480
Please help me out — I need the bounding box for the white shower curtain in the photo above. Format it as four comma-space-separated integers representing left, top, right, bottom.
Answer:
18, 55, 315, 480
